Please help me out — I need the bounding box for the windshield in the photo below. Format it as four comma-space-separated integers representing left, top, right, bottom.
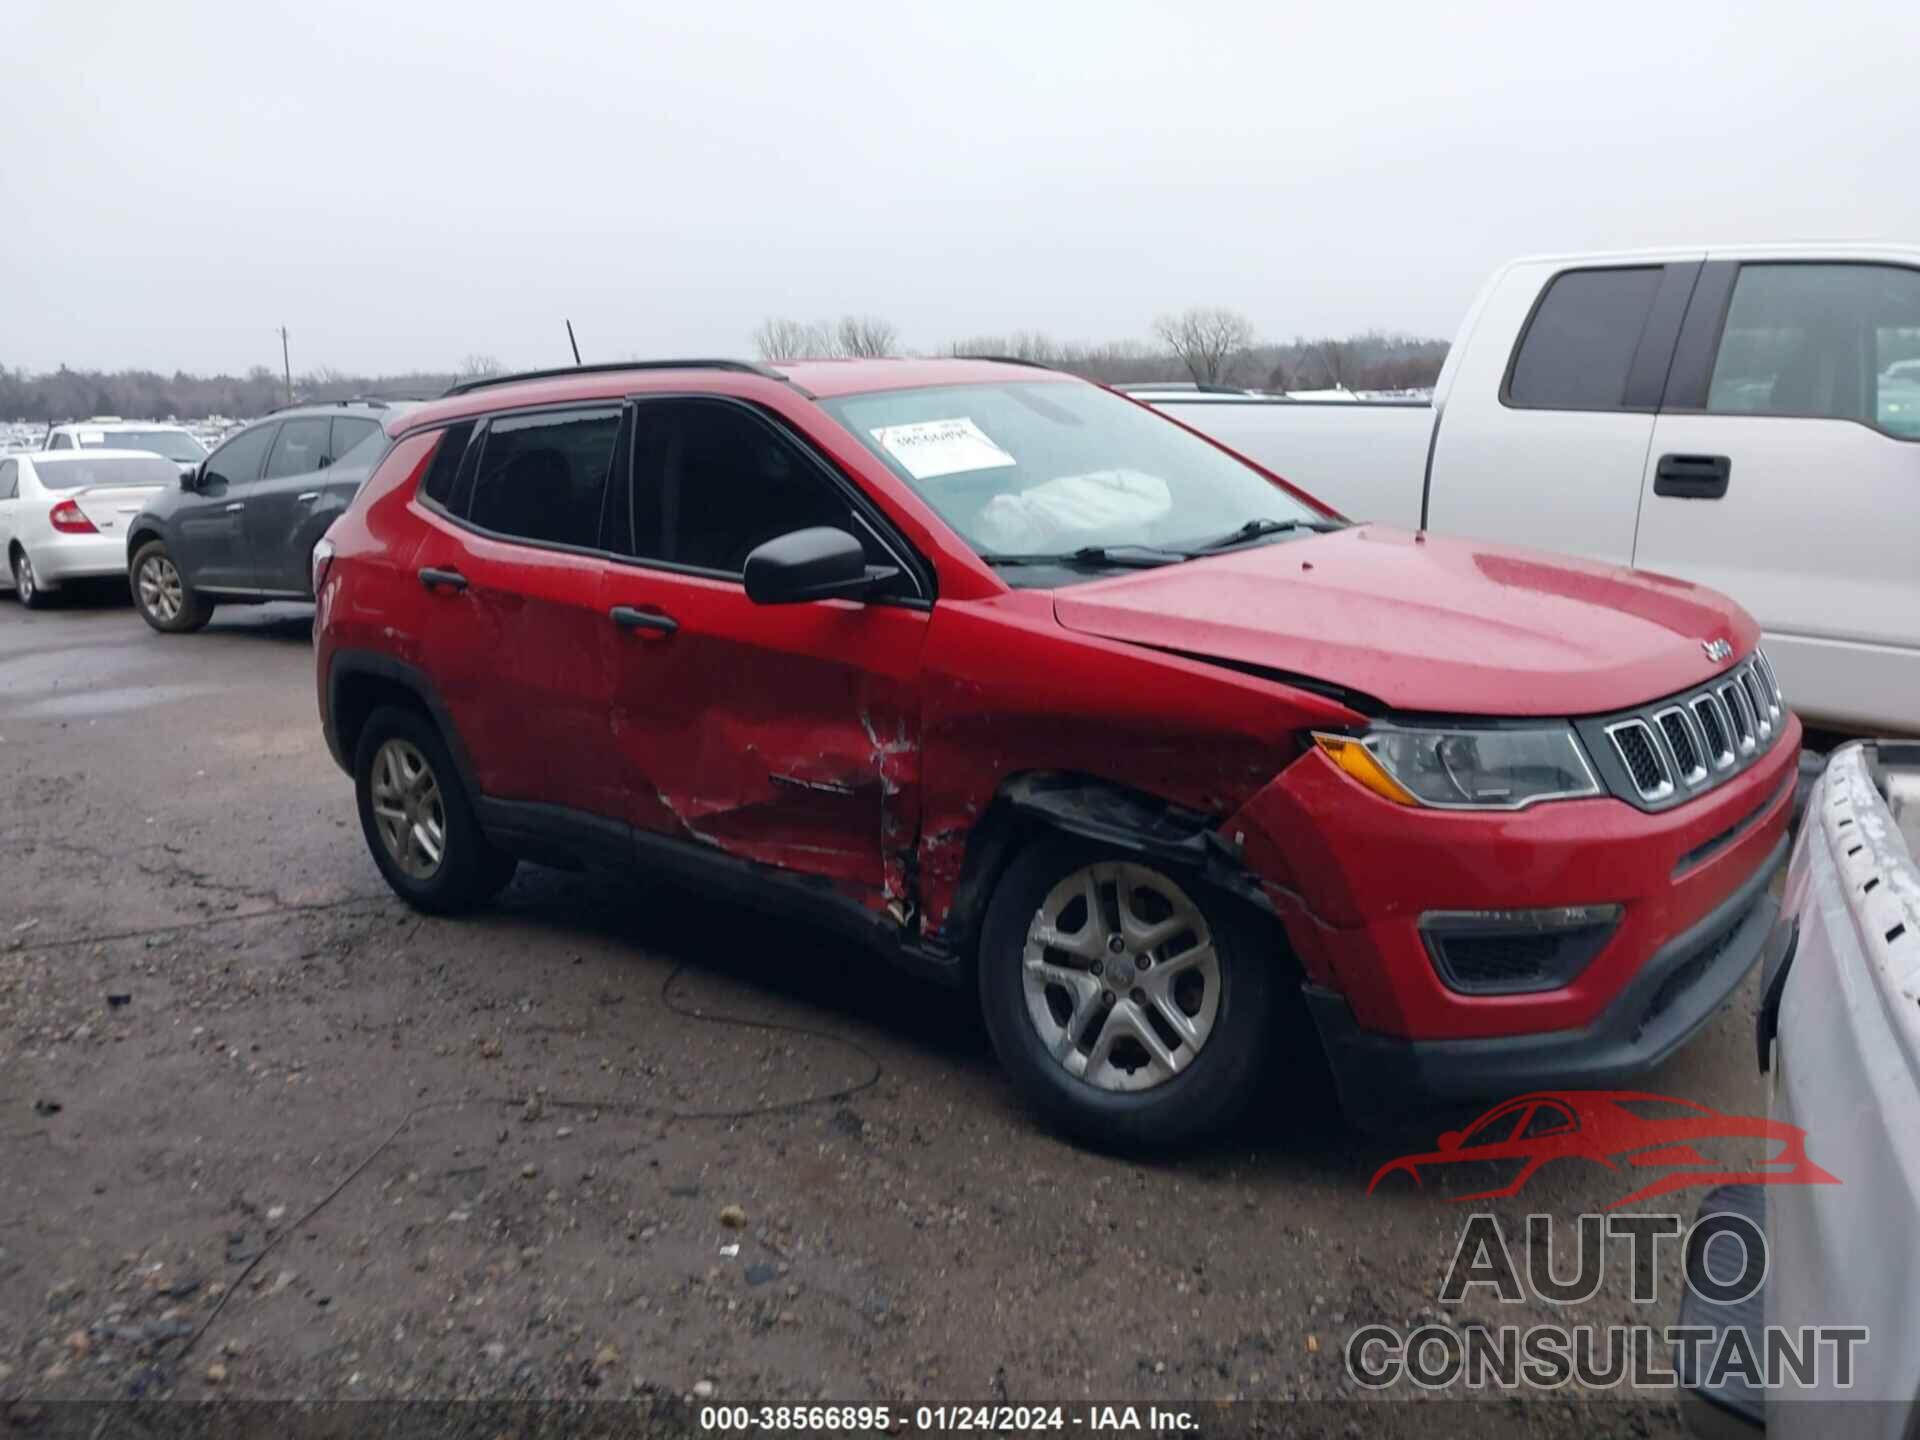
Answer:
78, 428, 206, 462
820, 381, 1326, 577
35, 455, 180, 490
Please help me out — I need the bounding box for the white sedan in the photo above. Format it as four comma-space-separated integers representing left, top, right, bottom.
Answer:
0, 450, 180, 608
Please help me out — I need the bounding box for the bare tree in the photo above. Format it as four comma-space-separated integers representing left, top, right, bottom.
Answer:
457, 354, 505, 380
1151, 307, 1256, 385
752, 317, 835, 361
947, 330, 1061, 364
835, 314, 897, 359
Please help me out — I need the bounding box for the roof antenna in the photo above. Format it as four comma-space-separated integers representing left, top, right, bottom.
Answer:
565, 320, 582, 365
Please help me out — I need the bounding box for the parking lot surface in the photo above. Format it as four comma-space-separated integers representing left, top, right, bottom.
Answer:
1, 597, 1771, 1432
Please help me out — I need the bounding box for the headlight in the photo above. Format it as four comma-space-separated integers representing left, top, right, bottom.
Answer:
1312, 723, 1601, 810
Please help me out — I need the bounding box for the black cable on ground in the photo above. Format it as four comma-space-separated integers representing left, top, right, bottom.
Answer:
173, 958, 882, 1366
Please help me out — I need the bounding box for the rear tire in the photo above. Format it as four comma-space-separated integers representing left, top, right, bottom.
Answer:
353, 704, 517, 914
978, 837, 1271, 1149
13, 547, 52, 609
130, 540, 213, 633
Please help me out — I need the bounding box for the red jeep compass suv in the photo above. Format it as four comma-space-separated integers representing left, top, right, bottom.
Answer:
315, 357, 1798, 1146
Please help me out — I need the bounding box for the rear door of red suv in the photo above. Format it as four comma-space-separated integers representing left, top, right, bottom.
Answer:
599, 394, 931, 911
406, 405, 631, 822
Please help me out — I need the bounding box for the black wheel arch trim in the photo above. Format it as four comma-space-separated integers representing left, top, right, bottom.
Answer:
930, 771, 1279, 961
324, 650, 484, 801
125, 517, 176, 565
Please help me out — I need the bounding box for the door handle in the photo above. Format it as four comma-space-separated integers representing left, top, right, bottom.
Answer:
609, 605, 678, 636
1653, 454, 1731, 499
418, 566, 468, 593
224, 501, 245, 512
296, 491, 320, 503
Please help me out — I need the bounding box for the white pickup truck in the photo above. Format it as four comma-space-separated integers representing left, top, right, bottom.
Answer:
1147, 246, 1920, 733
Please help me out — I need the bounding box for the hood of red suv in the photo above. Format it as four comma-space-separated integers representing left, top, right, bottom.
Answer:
1051, 526, 1759, 717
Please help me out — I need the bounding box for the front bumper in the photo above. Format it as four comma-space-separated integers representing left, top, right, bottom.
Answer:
1230, 712, 1799, 1042
1305, 834, 1788, 1122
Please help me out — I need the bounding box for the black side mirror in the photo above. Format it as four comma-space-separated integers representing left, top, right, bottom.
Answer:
180, 464, 203, 491
743, 526, 897, 605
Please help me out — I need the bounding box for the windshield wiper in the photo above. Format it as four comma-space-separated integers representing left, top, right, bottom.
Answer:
982, 544, 1184, 570
1189, 517, 1345, 554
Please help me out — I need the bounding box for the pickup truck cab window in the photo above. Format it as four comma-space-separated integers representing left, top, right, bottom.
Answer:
1707, 262, 1920, 440
1504, 266, 1664, 411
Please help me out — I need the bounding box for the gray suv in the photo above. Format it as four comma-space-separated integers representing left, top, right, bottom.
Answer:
126, 399, 409, 633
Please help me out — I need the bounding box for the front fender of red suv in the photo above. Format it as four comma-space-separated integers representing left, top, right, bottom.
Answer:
913, 589, 1363, 944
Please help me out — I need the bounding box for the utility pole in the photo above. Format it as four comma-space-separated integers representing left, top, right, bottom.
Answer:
277, 326, 293, 405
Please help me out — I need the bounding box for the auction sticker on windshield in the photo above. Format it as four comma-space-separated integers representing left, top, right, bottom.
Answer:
870, 417, 1016, 481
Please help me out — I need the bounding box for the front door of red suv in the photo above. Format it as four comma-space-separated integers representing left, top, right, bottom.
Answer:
603, 396, 929, 914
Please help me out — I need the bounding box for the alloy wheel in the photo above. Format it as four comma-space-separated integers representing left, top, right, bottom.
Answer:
369, 737, 447, 880
137, 553, 183, 622
1022, 861, 1222, 1092
14, 552, 34, 603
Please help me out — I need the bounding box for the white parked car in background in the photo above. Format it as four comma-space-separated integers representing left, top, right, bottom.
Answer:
0, 450, 181, 608
43, 417, 208, 477
1148, 245, 1920, 733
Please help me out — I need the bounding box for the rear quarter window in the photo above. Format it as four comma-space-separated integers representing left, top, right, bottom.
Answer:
1505, 266, 1665, 411
418, 421, 475, 508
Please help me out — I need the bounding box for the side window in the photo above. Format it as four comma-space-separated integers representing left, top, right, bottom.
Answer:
264, 417, 331, 479
1707, 263, 1920, 439
203, 424, 277, 489
48, 433, 72, 451
467, 408, 620, 549
329, 416, 381, 464
419, 421, 474, 507
1506, 266, 1665, 410
1521, 1104, 1575, 1139
1462, 1108, 1525, 1148
631, 399, 868, 574
0, 460, 16, 499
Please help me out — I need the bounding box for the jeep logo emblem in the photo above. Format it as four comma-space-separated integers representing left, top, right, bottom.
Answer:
1702, 638, 1733, 663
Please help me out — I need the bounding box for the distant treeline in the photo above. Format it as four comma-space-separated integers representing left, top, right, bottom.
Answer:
939, 327, 1450, 391
1, 325, 1448, 423
0, 363, 467, 424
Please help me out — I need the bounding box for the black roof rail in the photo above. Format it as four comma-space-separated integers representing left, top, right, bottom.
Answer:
439, 359, 791, 398
951, 354, 1060, 373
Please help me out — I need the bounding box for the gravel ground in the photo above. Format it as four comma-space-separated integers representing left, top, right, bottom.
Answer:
0, 593, 1777, 1434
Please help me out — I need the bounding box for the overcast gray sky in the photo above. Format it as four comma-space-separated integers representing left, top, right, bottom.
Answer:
4, 0, 1915, 375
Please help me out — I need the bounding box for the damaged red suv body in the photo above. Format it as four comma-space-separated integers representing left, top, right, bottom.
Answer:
315, 358, 1798, 1145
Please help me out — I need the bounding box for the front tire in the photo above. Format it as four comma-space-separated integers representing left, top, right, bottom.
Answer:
353, 705, 516, 914
130, 540, 213, 633
978, 838, 1270, 1149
